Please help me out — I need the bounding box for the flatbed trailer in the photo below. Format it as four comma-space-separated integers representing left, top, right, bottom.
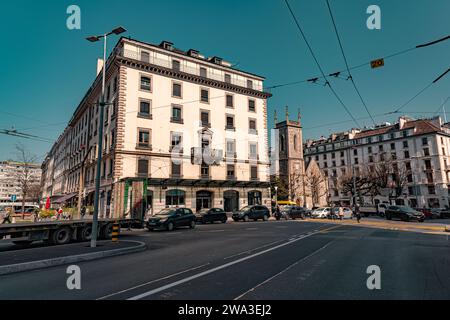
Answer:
0, 218, 142, 246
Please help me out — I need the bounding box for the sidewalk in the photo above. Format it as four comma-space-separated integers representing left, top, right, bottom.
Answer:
0, 240, 146, 276
305, 217, 450, 235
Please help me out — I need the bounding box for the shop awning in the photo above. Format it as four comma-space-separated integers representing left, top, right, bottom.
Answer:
53, 193, 78, 204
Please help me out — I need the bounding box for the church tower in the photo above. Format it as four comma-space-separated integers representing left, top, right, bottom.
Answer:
274, 107, 305, 204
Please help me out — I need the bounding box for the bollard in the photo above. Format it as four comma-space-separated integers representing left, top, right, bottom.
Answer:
112, 222, 120, 243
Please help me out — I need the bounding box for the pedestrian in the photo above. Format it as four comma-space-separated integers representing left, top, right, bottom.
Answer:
1, 209, 12, 224
355, 205, 361, 223
56, 207, 63, 220
80, 206, 86, 220
275, 205, 281, 220
339, 206, 344, 220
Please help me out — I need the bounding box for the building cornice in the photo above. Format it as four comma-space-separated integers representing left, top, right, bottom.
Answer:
116, 56, 272, 100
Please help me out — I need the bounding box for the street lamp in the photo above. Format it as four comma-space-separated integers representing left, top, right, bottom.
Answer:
274, 186, 278, 208
86, 26, 126, 248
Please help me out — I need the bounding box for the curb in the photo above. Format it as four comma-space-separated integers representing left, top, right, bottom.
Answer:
0, 240, 147, 276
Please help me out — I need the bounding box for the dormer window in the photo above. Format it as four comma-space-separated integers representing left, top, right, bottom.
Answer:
187, 49, 199, 58
209, 56, 223, 65
160, 41, 173, 51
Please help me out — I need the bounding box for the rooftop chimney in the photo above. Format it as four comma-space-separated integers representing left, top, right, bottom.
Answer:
97, 58, 104, 76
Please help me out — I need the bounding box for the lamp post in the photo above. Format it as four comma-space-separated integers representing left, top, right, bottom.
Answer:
274, 186, 278, 208
86, 26, 126, 248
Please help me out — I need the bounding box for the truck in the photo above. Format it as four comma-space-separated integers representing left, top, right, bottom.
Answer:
0, 218, 142, 246
359, 203, 388, 217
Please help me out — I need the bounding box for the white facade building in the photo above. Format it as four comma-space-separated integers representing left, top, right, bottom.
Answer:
0, 161, 41, 206
304, 116, 450, 208
42, 38, 272, 218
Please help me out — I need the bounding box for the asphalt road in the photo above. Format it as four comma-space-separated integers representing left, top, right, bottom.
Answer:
0, 220, 449, 300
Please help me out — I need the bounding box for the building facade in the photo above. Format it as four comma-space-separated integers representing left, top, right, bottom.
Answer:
41, 37, 272, 219
0, 161, 41, 206
304, 116, 450, 208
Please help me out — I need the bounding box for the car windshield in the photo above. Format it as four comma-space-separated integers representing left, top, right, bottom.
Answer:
154, 209, 176, 216
282, 206, 293, 211
239, 206, 252, 211
399, 206, 416, 213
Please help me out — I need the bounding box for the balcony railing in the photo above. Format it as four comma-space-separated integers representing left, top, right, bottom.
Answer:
120, 48, 263, 91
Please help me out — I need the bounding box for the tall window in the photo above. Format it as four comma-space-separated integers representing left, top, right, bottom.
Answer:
172, 82, 182, 98
201, 164, 210, 177
250, 166, 258, 180
226, 140, 236, 157
172, 60, 180, 71
139, 100, 151, 118
171, 162, 181, 177
248, 99, 256, 112
247, 80, 253, 89
225, 74, 231, 83
138, 129, 151, 148
227, 164, 235, 178
249, 119, 257, 134
141, 51, 150, 63
200, 111, 210, 127
140, 76, 151, 91
171, 133, 183, 150
249, 143, 258, 159
200, 67, 207, 78
171, 105, 183, 123
226, 94, 234, 108
200, 88, 209, 103
226, 115, 235, 130
137, 159, 149, 177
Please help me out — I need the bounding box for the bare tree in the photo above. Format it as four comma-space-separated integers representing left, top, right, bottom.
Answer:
304, 169, 328, 208
14, 144, 39, 214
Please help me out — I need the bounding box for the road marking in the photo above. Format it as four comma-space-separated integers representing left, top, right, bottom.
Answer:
96, 263, 211, 300
234, 241, 334, 300
127, 225, 341, 300
223, 240, 286, 260
246, 228, 259, 231
199, 230, 226, 233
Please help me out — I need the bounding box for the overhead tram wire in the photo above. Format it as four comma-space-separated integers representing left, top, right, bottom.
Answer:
388, 67, 450, 115
325, 0, 376, 126
283, 0, 361, 128
0, 129, 54, 143
265, 34, 450, 91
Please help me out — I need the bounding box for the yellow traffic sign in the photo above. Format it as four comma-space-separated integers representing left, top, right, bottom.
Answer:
371, 59, 385, 69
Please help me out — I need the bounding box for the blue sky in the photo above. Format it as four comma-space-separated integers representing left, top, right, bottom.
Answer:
0, 0, 449, 162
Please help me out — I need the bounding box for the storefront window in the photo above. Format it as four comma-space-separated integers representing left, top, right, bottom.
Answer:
166, 189, 185, 206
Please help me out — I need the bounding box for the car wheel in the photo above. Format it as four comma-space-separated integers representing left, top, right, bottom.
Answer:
244, 215, 250, 222
221, 218, 227, 224
233, 218, 239, 222
190, 221, 196, 229
167, 222, 174, 232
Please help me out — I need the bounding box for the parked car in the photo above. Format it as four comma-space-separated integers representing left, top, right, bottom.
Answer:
431, 208, 450, 219
360, 204, 388, 217
327, 207, 353, 219
195, 208, 228, 224
385, 206, 425, 222
414, 208, 433, 219
232, 205, 270, 222
147, 208, 196, 231
311, 207, 331, 219
275, 206, 306, 220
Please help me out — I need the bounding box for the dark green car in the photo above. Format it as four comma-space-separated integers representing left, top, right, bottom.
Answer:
147, 208, 196, 231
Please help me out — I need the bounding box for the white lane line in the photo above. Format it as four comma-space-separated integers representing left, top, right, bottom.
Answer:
223, 240, 286, 260
233, 241, 334, 300
127, 225, 340, 300
96, 263, 211, 300
246, 228, 259, 231
199, 230, 226, 233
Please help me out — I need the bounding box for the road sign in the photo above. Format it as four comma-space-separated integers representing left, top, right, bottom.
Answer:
371, 58, 385, 69
10, 195, 17, 202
